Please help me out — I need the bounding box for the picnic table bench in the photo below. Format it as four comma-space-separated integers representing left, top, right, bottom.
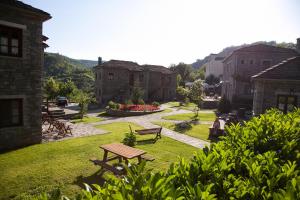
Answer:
90, 143, 153, 176
130, 126, 162, 140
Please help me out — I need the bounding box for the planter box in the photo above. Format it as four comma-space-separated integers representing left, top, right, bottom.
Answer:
106, 108, 163, 117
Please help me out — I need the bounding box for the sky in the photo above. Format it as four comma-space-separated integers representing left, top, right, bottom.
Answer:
24, 0, 300, 66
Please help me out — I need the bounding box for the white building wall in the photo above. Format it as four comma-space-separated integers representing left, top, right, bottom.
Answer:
205, 54, 224, 78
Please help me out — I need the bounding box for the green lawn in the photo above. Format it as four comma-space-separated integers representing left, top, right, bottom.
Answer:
153, 121, 211, 141
162, 112, 216, 121
166, 101, 197, 111
71, 116, 104, 124
0, 122, 197, 200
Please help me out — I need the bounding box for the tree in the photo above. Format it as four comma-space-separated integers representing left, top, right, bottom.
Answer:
176, 86, 189, 101
73, 90, 92, 119
44, 77, 60, 100
170, 63, 193, 86
59, 80, 77, 100
189, 80, 203, 117
131, 87, 144, 104
205, 74, 220, 85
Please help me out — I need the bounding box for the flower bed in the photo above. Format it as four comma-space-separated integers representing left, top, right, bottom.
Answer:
119, 104, 159, 111
106, 104, 162, 116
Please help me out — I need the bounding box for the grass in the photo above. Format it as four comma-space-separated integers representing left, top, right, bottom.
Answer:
153, 121, 211, 141
71, 116, 104, 124
162, 112, 216, 121
166, 101, 197, 111
0, 122, 197, 200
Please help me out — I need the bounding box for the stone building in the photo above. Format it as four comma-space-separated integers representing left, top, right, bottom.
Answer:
222, 44, 298, 108
0, 0, 51, 151
252, 56, 300, 115
94, 59, 177, 105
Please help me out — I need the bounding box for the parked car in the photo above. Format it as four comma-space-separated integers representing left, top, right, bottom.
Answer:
56, 96, 68, 107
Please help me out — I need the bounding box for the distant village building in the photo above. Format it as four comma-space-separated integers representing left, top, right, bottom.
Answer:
252, 40, 300, 115
0, 0, 51, 150
94, 59, 176, 105
222, 44, 298, 108
204, 54, 225, 79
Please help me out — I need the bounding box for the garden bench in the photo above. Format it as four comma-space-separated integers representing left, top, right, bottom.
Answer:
89, 158, 125, 176
130, 126, 162, 140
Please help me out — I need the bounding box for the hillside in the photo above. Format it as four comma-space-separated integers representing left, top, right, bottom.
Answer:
43, 52, 96, 92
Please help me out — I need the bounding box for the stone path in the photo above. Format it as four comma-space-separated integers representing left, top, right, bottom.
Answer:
89, 104, 212, 149
42, 121, 108, 142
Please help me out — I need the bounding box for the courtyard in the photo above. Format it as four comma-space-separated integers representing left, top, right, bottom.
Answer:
0, 102, 215, 199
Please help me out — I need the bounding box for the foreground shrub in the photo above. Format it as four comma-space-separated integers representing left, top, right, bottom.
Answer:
34, 109, 300, 199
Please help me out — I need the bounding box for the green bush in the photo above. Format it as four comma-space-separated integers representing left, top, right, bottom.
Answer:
137, 98, 145, 105
32, 109, 300, 199
122, 131, 136, 147
152, 101, 160, 107
107, 101, 119, 110
124, 99, 133, 105
218, 95, 231, 114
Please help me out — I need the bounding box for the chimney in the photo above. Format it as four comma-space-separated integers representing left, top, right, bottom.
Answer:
296, 38, 300, 54
98, 57, 102, 65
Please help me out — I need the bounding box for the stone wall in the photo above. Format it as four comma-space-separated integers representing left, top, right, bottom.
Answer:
222, 45, 298, 106
0, 7, 45, 150
253, 80, 300, 115
94, 66, 176, 105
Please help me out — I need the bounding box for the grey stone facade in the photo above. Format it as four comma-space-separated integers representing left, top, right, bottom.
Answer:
94, 60, 176, 105
252, 56, 300, 115
0, 1, 51, 151
222, 44, 298, 108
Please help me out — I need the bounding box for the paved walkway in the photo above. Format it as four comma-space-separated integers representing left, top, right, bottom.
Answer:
89, 104, 212, 148
42, 121, 108, 142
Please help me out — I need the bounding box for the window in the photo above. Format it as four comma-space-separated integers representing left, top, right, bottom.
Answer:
0, 99, 23, 128
241, 60, 245, 64
98, 89, 101, 96
108, 72, 114, 80
0, 25, 22, 57
277, 95, 297, 113
249, 60, 254, 64
99, 72, 101, 80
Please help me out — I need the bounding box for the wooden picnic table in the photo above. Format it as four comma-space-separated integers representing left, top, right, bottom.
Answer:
100, 143, 146, 164
90, 143, 147, 176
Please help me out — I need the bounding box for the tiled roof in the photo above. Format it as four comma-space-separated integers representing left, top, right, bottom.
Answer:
252, 56, 300, 80
143, 65, 174, 74
1, 0, 51, 20
96, 60, 174, 74
101, 60, 143, 71
223, 44, 298, 63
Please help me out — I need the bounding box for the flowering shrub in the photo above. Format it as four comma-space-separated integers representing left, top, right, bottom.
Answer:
119, 104, 159, 111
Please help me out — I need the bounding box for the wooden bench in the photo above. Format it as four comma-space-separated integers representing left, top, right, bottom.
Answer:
141, 154, 155, 161
130, 126, 162, 140
89, 158, 125, 176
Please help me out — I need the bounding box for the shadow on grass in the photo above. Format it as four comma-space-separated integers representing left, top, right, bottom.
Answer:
136, 139, 157, 145
174, 121, 194, 134
73, 169, 106, 189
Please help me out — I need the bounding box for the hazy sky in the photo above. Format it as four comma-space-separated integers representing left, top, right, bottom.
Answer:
24, 0, 300, 66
